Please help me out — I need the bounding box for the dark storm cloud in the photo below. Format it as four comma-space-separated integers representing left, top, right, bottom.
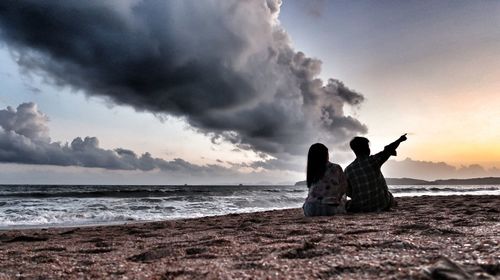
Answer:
0, 0, 366, 156
0, 102, 237, 176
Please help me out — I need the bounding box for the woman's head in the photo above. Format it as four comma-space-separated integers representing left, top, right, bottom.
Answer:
306, 143, 329, 188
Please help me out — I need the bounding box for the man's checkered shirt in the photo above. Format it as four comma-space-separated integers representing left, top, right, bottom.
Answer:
345, 150, 393, 212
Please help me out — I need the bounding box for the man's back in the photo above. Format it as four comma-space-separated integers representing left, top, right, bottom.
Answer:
344, 134, 407, 212
345, 152, 392, 212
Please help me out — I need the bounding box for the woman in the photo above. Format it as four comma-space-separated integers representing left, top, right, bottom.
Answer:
303, 143, 348, 216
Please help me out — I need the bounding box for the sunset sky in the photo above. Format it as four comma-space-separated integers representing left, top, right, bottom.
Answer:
280, 1, 500, 168
0, 0, 499, 184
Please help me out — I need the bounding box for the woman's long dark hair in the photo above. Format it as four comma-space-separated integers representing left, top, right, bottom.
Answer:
306, 143, 329, 188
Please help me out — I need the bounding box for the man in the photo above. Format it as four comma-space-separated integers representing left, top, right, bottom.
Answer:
345, 134, 407, 212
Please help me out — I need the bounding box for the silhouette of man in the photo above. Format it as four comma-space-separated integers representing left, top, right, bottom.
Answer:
345, 134, 407, 212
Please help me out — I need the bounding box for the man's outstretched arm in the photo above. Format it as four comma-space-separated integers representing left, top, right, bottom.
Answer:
385, 134, 408, 156
373, 134, 408, 167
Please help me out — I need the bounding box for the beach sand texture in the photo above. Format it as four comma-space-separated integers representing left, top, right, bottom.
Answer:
0, 195, 498, 279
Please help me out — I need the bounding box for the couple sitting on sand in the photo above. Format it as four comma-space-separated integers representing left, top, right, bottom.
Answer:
303, 134, 408, 216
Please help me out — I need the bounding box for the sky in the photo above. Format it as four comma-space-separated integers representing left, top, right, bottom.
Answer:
0, 0, 499, 184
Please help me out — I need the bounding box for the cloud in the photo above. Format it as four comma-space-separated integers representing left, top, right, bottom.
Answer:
0, 102, 238, 176
383, 157, 500, 180
0, 163, 301, 185
297, 0, 328, 17
0, 0, 366, 157
0, 102, 307, 184
0, 102, 49, 141
228, 155, 305, 173
1, 103, 498, 183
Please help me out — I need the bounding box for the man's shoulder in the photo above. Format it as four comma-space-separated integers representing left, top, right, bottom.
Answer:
345, 161, 357, 173
370, 150, 391, 165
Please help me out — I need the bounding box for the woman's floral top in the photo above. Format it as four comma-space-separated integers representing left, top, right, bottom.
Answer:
305, 162, 348, 205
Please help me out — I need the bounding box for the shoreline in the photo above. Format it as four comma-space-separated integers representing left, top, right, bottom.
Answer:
0, 205, 304, 231
0, 195, 499, 279
2, 192, 500, 230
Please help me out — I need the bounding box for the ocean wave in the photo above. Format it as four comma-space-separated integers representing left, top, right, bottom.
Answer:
1, 184, 499, 228
0, 189, 212, 198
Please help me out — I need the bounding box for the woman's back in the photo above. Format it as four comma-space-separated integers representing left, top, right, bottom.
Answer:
303, 143, 347, 216
305, 162, 347, 205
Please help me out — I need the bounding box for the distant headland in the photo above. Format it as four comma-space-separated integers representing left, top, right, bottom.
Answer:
295, 177, 500, 186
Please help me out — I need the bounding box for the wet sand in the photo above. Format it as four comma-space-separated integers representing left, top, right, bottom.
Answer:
0, 195, 499, 279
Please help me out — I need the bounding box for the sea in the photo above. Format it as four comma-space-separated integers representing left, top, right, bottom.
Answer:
0, 184, 499, 229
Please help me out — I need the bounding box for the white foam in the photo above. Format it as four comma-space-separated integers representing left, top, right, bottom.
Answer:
0, 184, 498, 228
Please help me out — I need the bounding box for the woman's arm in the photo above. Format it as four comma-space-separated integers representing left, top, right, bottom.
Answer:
338, 165, 348, 196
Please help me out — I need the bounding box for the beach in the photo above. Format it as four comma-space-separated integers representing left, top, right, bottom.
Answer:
0, 195, 498, 279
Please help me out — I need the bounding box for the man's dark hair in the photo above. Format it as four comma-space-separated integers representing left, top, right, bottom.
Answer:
350, 137, 370, 157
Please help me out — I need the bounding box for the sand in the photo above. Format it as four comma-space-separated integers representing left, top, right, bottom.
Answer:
0, 195, 498, 279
